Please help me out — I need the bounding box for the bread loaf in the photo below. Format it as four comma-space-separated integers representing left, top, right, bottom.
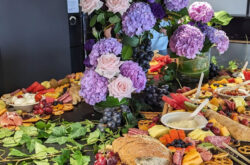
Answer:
112, 135, 172, 165
205, 109, 250, 141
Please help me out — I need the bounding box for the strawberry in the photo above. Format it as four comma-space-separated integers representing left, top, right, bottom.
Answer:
35, 94, 42, 102
38, 88, 55, 95
228, 78, 235, 83
26, 81, 40, 92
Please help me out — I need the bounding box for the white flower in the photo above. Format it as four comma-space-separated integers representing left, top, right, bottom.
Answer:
80, 0, 103, 15
106, 0, 130, 16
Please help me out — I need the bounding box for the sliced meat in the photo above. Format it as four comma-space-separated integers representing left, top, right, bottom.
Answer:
11, 89, 21, 96
0, 112, 23, 127
173, 149, 185, 165
204, 136, 231, 148
197, 147, 213, 162
63, 95, 72, 103
57, 92, 69, 101
21, 88, 27, 93
128, 128, 148, 136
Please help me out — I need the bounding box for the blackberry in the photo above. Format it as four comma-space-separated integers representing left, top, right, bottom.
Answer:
133, 39, 154, 72
209, 63, 220, 79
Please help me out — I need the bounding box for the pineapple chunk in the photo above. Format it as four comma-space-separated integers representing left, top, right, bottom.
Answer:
148, 125, 169, 138
220, 126, 230, 136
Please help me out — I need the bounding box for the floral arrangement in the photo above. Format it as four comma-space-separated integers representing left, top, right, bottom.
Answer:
79, 38, 146, 106
79, 0, 232, 106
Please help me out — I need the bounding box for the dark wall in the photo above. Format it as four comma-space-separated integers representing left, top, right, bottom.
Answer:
0, 0, 71, 95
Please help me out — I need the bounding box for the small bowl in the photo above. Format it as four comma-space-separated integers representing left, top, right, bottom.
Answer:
161, 112, 208, 131
216, 87, 249, 99
8, 103, 38, 112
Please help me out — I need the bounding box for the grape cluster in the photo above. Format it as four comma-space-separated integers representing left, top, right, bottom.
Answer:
209, 63, 220, 79
133, 39, 154, 72
98, 105, 131, 131
144, 85, 169, 108
95, 151, 120, 165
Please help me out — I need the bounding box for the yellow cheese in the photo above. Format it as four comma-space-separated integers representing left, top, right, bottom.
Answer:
148, 125, 169, 138
183, 149, 203, 165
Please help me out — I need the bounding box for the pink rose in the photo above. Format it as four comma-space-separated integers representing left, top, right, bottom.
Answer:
80, 0, 103, 15
108, 75, 135, 101
106, 0, 130, 16
95, 53, 123, 79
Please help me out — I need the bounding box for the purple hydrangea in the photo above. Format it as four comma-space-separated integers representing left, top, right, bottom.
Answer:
83, 56, 92, 68
89, 38, 122, 66
122, 2, 156, 37
120, 61, 146, 93
169, 24, 205, 59
203, 26, 229, 54
84, 39, 95, 52
79, 69, 108, 105
150, 3, 166, 19
189, 2, 214, 23
164, 0, 189, 12
147, 0, 155, 3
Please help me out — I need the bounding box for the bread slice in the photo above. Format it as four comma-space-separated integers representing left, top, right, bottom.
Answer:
112, 135, 172, 165
205, 109, 250, 141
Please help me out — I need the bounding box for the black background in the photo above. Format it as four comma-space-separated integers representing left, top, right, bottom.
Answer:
0, 0, 72, 95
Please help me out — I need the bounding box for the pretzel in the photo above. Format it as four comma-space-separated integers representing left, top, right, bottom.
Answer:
238, 145, 250, 155
213, 157, 233, 165
138, 120, 151, 131
52, 110, 64, 116
244, 110, 250, 116
202, 161, 218, 165
139, 112, 161, 119
213, 153, 229, 159
63, 104, 74, 111
230, 141, 241, 147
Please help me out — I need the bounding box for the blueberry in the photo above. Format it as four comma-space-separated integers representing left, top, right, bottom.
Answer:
166, 144, 171, 147
176, 144, 182, 148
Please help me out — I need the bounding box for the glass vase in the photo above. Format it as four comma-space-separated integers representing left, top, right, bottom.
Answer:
177, 50, 210, 83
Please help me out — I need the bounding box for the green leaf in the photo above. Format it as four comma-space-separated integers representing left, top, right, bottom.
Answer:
20, 134, 42, 153
69, 123, 87, 139
0, 128, 14, 139
122, 45, 133, 60
37, 130, 50, 139
92, 27, 99, 40
109, 15, 121, 24
20, 126, 38, 137
35, 121, 46, 130
34, 159, 50, 165
81, 120, 95, 132
34, 142, 58, 160
8, 148, 28, 157
95, 96, 128, 108
53, 149, 70, 165
228, 61, 238, 72
176, 8, 188, 17
122, 35, 139, 47
90, 15, 97, 27
87, 129, 101, 145
201, 37, 214, 53
211, 56, 217, 65
45, 136, 69, 145
211, 11, 233, 26
70, 151, 90, 165
114, 23, 121, 34
2, 137, 19, 147
52, 126, 68, 137
97, 13, 105, 24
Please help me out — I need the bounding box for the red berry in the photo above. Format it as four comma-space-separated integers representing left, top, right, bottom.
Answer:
33, 110, 39, 115
42, 100, 47, 105
17, 95, 23, 98
177, 89, 182, 93
152, 116, 160, 123
37, 108, 44, 115
211, 126, 221, 136
206, 122, 213, 129
95, 153, 103, 160
44, 107, 53, 115
240, 119, 248, 126
33, 104, 40, 110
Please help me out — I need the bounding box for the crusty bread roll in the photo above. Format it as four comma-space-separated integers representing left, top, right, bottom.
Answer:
112, 135, 172, 165
205, 109, 250, 142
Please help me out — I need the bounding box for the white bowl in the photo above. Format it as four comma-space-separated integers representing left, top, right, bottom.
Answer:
8, 103, 38, 112
216, 87, 249, 99
161, 112, 208, 131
